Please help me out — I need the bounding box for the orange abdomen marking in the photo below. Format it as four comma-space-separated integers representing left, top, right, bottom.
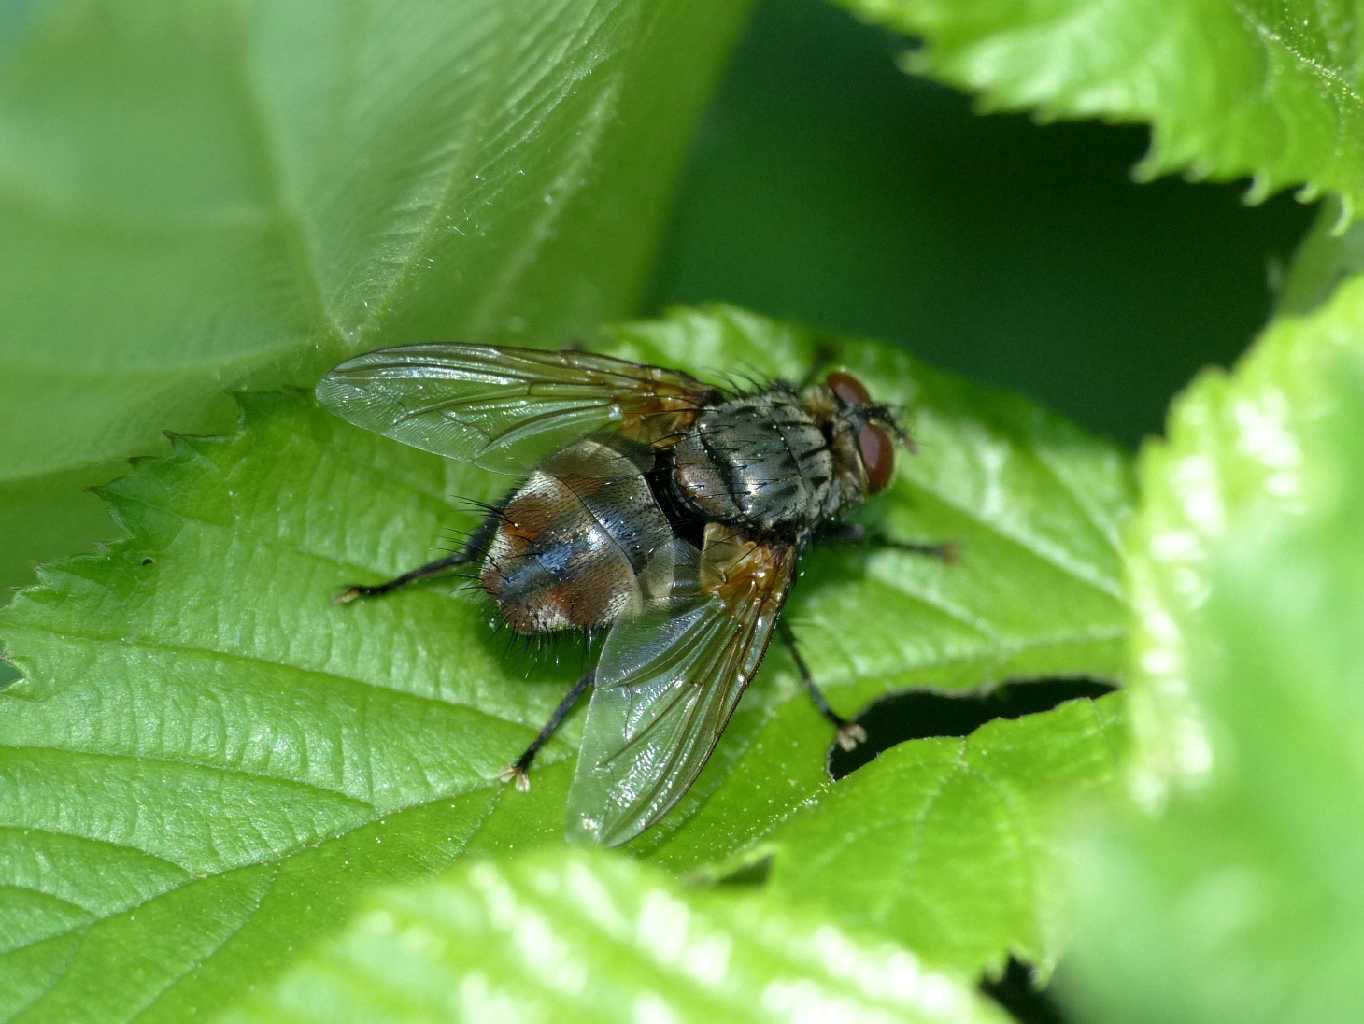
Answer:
481, 439, 672, 634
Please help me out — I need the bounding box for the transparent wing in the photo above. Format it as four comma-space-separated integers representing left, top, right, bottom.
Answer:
568, 528, 798, 846
315, 344, 712, 473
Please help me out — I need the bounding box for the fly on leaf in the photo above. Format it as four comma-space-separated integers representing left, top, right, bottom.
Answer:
317, 344, 953, 845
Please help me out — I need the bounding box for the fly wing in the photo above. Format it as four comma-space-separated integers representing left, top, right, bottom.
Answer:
316, 344, 713, 473
568, 526, 798, 846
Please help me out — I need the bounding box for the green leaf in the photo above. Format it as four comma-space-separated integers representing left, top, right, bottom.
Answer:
838, 0, 1362, 219
1276, 198, 1364, 316
0, 307, 1132, 1018
224, 847, 1010, 1024
1065, 350, 1364, 1023
0, 0, 751, 589
1124, 275, 1364, 795
735, 693, 1127, 979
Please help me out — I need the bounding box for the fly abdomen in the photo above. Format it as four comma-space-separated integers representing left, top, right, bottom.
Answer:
481, 438, 673, 633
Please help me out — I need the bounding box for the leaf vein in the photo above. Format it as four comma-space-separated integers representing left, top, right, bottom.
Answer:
128, 863, 283, 1022
1, 744, 376, 814
233, 9, 349, 348
0, 883, 94, 920
0, 824, 192, 878
898, 475, 1124, 599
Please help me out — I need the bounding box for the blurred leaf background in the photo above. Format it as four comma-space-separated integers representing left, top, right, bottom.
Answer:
1, 0, 1310, 605
653, 0, 1310, 444
3, 0, 1355, 1021
0, 0, 750, 597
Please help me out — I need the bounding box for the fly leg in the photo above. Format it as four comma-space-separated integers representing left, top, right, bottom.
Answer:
499, 670, 594, 791
334, 512, 500, 604
777, 619, 866, 751
817, 521, 959, 563
334, 551, 473, 604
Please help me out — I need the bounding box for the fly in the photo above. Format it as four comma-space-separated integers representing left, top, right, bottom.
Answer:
316, 344, 954, 845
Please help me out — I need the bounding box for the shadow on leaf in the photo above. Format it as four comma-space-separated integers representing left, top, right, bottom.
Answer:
830, 677, 1117, 779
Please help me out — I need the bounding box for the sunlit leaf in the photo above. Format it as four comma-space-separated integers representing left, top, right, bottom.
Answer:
0, 307, 1132, 1018
720, 694, 1127, 979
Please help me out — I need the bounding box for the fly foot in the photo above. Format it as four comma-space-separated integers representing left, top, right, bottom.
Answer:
498, 764, 532, 792
835, 720, 868, 751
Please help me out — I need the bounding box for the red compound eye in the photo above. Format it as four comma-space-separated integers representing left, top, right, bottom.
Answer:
826, 371, 870, 407
858, 422, 895, 493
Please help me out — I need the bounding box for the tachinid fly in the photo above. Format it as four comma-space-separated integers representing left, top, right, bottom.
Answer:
316, 344, 953, 845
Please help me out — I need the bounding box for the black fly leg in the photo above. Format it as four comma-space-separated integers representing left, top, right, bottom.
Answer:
818, 521, 959, 564
777, 619, 866, 751
499, 670, 594, 791
335, 513, 501, 604
334, 551, 473, 604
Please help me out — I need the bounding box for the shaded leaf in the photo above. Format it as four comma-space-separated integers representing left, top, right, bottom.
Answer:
1276, 197, 1364, 316
839, 0, 1357, 218
0, 0, 751, 588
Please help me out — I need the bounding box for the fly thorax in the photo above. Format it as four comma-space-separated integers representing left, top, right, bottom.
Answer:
671, 394, 834, 534
822, 417, 869, 518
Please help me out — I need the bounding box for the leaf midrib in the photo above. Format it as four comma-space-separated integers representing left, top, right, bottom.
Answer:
1230, 0, 1364, 111
234, 5, 348, 352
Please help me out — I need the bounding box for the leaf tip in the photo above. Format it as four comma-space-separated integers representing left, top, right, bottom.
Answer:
1130, 154, 1160, 185
1181, 159, 1214, 184
897, 48, 930, 78
1242, 173, 1274, 206
1327, 192, 1356, 235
